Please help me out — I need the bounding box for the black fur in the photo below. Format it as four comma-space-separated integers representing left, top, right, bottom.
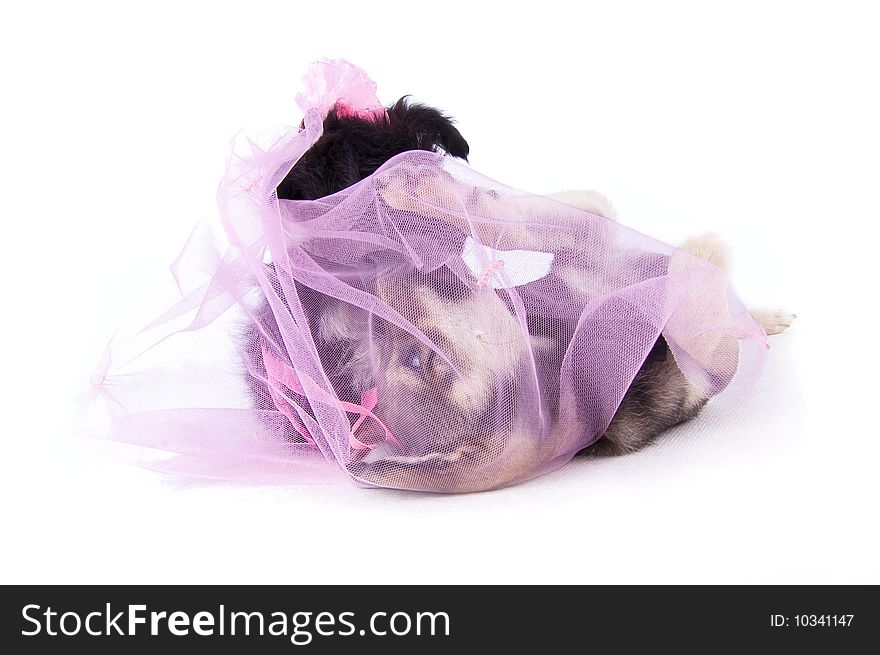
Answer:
276, 97, 469, 201
578, 337, 706, 456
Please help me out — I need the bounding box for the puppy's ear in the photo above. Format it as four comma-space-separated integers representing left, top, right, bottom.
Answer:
276, 134, 362, 200
388, 96, 470, 161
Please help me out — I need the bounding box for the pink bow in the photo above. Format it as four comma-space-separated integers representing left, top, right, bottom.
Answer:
476, 259, 505, 288
260, 341, 399, 450
296, 59, 387, 123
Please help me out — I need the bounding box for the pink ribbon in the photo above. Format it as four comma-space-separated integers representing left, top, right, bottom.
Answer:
476, 259, 505, 288
260, 341, 399, 450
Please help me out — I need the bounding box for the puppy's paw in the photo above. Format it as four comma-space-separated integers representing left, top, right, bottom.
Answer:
681, 232, 732, 272
751, 308, 796, 335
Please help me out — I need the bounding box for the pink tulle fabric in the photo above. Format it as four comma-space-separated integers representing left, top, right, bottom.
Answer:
88, 61, 769, 493
296, 58, 386, 122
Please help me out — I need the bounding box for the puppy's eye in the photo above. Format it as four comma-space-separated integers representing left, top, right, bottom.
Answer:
402, 346, 422, 372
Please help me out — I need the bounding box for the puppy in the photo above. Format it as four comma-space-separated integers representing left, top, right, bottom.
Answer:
250, 99, 793, 491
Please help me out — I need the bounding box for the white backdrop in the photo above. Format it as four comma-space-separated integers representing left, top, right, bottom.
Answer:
1, 1, 877, 583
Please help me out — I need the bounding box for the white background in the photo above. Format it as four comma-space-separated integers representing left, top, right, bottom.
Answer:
1, 1, 878, 584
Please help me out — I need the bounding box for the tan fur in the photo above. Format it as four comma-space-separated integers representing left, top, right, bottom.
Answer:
415, 287, 529, 412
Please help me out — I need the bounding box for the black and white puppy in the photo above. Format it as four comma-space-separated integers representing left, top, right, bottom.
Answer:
249, 97, 793, 491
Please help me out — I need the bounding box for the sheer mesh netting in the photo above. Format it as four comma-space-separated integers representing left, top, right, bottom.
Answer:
87, 67, 768, 493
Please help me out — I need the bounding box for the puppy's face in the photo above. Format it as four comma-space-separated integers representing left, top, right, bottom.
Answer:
336, 271, 549, 492
375, 284, 524, 438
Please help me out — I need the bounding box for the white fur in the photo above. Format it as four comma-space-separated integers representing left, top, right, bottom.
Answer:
680, 232, 732, 272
